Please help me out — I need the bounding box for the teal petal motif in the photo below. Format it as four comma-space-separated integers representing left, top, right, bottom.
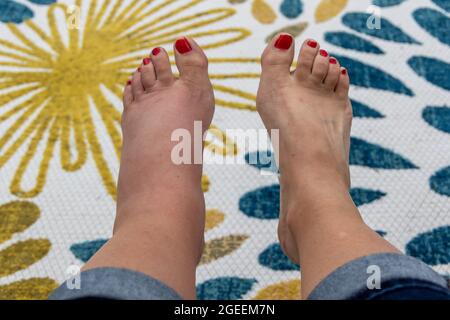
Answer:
70, 239, 108, 262
408, 56, 450, 91
259, 243, 299, 271
239, 184, 280, 219
423, 106, 450, 135
413, 8, 450, 46
325, 32, 384, 54
342, 12, 420, 44
351, 99, 385, 118
280, 0, 303, 19
28, 0, 56, 4
240, 185, 387, 220
350, 188, 387, 206
333, 54, 414, 96
430, 166, 450, 197
350, 137, 418, 169
432, 0, 450, 13
246, 140, 418, 174
0, 0, 33, 23
406, 226, 450, 265
373, 0, 405, 7
0, 0, 56, 24
197, 277, 257, 300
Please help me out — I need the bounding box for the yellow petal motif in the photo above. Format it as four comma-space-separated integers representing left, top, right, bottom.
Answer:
0, 239, 51, 277
0, 278, 58, 300
315, 0, 348, 23
200, 234, 248, 265
253, 280, 301, 300
0, 201, 39, 244
205, 209, 225, 232
202, 175, 210, 193
265, 22, 309, 43
252, 0, 277, 24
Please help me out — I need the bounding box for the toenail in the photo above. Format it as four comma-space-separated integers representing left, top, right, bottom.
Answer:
127, 80, 131, 85
175, 37, 192, 54
307, 40, 318, 48
341, 69, 347, 75
329, 58, 337, 64
274, 34, 293, 50
138, 67, 142, 72
152, 47, 161, 56
143, 57, 151, 65
320, 49, 328, 57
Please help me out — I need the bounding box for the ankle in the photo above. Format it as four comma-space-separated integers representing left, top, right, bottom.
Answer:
281, 171, 356, 226
115, 180, 205, 229
280, 162, 349, 195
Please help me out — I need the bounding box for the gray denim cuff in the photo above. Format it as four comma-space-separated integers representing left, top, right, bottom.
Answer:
308, 253, 448, 300
49, 267, 182, 300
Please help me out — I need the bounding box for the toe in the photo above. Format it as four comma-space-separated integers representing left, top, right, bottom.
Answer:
131, 68, 145, 97
336, 68, 350, 98
141, 56, 157, 91
174, 37, 210, 84
310, 49, 330, 84
323, 57, 341, 90
123, 79, 133, 107
294, 39, 319, 81
151, 47, 175, 86
261, 33, 295, 80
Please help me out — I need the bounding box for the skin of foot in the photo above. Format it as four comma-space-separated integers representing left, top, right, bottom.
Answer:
257, 34, 399, 297
257, 34, 353, 263
82, 37, 214, 299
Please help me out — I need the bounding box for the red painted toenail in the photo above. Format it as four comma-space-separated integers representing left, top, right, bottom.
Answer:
175, 37, 192, 54
152, 47, 161, 56
320, 49, 328, 57
341, 69, 347, 75
127, 80, 131, 85
274, 34, 293, 50
307, 40, 318, 48
143, 57, 151, 65
329, 58, 337, 64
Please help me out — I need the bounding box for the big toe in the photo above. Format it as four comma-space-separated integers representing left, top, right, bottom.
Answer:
260, 33, 295, 81
174, 37, 210, 85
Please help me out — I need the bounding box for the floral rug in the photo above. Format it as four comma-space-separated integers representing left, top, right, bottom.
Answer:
0, 0, 449, 300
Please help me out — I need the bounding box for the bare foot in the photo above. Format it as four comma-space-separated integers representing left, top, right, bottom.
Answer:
256, 34, 353, 264
118, 37, 214, 266
81, 38, 214, 299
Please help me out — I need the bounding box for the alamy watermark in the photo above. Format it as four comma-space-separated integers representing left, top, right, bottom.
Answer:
367, 265, 382, 290
171, 121, 279, 175
67, 5, 81, 30
367, 5, 382, 30
65, 265, 81, 290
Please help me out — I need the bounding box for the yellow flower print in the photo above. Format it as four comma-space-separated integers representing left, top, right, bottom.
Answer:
253, 279, 301, 300
0, 0, 259, 199
0, 201, 57, 300
201, 209, 248, 265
